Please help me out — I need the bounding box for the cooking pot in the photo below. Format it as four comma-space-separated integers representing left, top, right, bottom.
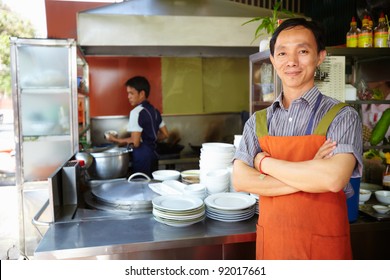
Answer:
87, 146, 132, 180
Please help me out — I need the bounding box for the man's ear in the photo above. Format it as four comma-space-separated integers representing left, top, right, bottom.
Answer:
317, 50, 327, 66
270, 54, 275, 66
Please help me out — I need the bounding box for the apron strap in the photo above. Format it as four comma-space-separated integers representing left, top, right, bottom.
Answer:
255, 109, 268, 138
313, 103, 349, 136
304, 94, 323, 135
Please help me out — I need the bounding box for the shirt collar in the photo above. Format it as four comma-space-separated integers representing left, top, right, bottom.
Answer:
270, 85, 321, 112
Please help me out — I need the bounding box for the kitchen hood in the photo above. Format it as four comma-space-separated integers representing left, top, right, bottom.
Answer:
77, 0, 292, 57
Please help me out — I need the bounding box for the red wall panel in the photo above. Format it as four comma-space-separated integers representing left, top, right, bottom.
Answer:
45, 1, 163, 117
45, 0, 108, 39
86, 56, 162, 117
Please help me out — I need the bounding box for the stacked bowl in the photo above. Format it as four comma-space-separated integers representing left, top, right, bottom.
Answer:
203, 169, 230, 195
199, 142, 235, 194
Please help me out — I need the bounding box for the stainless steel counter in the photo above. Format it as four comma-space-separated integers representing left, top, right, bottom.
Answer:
34, 213, 257, 260
34, 210, 390, 260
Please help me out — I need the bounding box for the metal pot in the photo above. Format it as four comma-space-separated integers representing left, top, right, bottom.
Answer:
88, 146, 132, 180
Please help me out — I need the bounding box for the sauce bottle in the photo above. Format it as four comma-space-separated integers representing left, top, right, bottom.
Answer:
359, 15, 372, 47
368, 16, 374, 44
346, 16, 360, 48
374, 12, 388, 48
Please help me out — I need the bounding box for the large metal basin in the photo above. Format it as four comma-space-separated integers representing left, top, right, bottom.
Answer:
88, 147, 131, 179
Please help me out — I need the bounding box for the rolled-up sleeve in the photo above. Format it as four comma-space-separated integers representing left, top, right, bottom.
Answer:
328, 107, 363, 178
234, 114, 262, 167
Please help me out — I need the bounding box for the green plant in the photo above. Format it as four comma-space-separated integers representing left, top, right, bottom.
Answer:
242, 0, 294, 43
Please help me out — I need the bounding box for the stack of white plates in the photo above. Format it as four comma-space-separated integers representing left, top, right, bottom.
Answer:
199, 142, 235, 193
250, 193, 260, 214
204, 193, 256, 222
152, 195, 205, 227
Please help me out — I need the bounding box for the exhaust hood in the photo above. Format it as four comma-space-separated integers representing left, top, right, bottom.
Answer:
77, 0, 289, 57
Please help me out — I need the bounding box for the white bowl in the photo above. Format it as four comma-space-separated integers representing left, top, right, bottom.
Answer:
372, 205, 390, 214
205, 182, 229, 194
359, 189, 372, 203
181, 169, 200, 184
104, 130, 118, 139
204, 169, 230, 183
375, 190, 390, 204
152, 170, 180, 181
181, 169, 200, 178
200, 148, 235, 158
207, 186, 229, 195
202, 142, 235, 153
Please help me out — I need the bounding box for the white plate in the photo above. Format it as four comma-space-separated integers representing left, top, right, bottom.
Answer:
148, 180, 186, 196
152, 170, 181, 181
153, 204, 205, 215
205, 193, 256, 210
206, 208, 255, 219
154, 215, 205, 227
153, 208, 205, 220
148, 183, 181, 196
184, 183, 206, 192
152, 195, 204, 211
206, 212, 255, 222
206, 205, 255, 215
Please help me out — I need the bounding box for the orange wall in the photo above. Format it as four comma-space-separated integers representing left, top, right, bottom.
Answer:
45, 0, 163, 117
45, 0, 108, 39
87, 56, 162, 117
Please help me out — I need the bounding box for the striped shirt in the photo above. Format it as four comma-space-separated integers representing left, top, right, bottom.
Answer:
234, 86, 363, 198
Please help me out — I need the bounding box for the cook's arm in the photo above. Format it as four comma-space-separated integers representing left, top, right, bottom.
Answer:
105, 132, 141, 147
158, 126, 169, 142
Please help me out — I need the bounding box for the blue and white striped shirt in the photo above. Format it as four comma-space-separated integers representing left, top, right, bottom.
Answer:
234, 86, 363, 198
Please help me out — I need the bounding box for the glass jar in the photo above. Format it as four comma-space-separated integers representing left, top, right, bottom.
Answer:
383, 161, 390, 190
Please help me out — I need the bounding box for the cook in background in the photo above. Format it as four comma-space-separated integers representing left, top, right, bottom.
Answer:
233, 18, 362, 260
106, 76, 169, 177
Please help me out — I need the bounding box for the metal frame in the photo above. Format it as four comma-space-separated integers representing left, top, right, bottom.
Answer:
10, 37, 79, 258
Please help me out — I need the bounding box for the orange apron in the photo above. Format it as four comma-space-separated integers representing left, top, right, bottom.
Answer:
255, 101, 352, 260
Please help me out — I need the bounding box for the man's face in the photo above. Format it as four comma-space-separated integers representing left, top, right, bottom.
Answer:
127, 86, 144, 106
270, 26, 326, 94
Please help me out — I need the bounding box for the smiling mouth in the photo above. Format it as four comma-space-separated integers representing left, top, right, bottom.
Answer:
285, 71, 301, 76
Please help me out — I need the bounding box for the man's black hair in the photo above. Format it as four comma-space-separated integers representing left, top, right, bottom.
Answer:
269, 18, 326, 56
125, 76, 150, 98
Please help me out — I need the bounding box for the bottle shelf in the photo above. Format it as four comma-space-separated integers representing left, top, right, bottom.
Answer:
347, 100, 390, 105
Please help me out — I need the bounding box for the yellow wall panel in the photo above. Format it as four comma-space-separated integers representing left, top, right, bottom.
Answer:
203, 58, 249, 113
161, 58, 203, 114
